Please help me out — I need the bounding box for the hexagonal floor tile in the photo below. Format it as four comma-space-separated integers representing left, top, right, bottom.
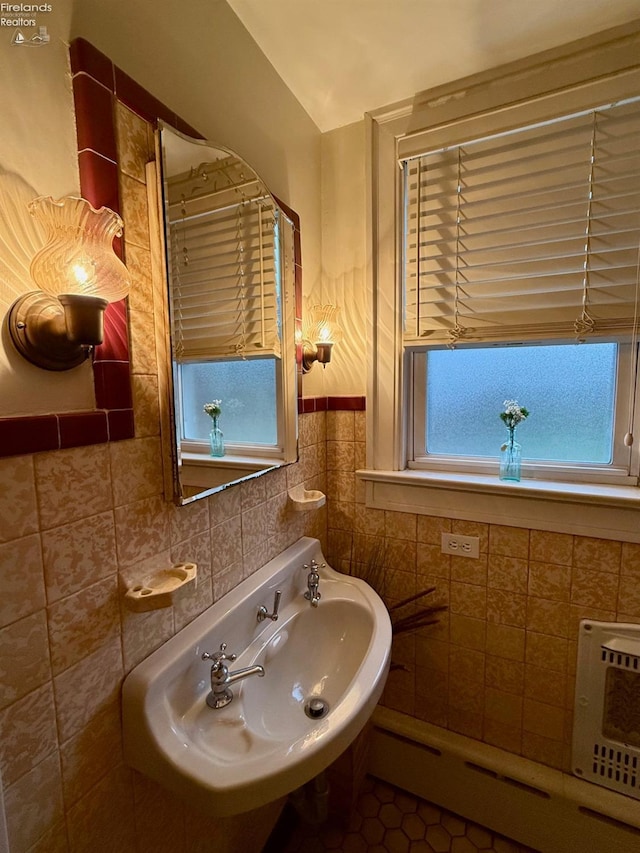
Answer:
426, 824, 452, 853
402, 812, 427, 841
274, 775, 531, 853
384, 827, 411, 853
379, 802, 404, 829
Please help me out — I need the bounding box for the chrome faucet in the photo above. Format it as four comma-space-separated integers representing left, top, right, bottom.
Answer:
304, 559, 323, 607
201, 643, 264, 709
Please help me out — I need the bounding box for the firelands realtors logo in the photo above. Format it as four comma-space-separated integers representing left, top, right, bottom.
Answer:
2, 3, 52, 45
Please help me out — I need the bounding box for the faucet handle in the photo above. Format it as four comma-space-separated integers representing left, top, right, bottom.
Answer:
257, 589, 282, 623
202, 643, 237, 668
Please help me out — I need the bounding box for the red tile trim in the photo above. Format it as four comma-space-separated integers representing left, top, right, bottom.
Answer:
94, 301, 130, 363
299, 396, 367, 413
59, 412, 109, 449
0, 416, 59, 457
107, 409, 135, 441
93, 362, 133, 410
114, 67, 178, 127
173, 117, 206, 140
69, 38, 114, 90
77, 152, 120, 213
327, 396, 366, 411
73, 74, 117, 161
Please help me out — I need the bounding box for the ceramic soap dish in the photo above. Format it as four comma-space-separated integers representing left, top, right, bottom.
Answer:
125, 562, 197, 612
288, 484, 326, 511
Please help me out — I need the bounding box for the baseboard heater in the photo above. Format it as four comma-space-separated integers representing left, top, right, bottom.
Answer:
369, 708, 640, 853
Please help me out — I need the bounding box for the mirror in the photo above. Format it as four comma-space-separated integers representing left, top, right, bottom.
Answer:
157, 123, 299, 504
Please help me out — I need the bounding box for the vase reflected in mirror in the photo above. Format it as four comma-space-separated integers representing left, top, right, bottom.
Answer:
209, 416, 224, 457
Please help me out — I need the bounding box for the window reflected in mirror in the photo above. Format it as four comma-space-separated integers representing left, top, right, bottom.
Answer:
157, 123, 298, 504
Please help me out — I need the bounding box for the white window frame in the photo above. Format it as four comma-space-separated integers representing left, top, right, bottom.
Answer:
408, 341, 639, 486
361, 21, 640, 542
176, 354, 286, 460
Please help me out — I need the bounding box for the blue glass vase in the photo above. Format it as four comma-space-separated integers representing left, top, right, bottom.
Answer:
499, 428, 521, 481
209, 416, 225, 457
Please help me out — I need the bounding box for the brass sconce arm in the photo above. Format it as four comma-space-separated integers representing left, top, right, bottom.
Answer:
7, 291, 108, 371
302, 340, 334, 373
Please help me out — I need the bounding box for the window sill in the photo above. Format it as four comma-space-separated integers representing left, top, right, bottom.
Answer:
356, 468, 640, 543
181, 451, 282, 470
179, 453, 282, 492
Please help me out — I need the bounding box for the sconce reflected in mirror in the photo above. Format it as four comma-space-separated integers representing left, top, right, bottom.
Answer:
301, 303, 343, 373
6, 196, 130, 371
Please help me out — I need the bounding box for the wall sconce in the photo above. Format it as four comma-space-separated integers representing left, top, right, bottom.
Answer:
302, 303, 343, 373
6, 196, 130, 371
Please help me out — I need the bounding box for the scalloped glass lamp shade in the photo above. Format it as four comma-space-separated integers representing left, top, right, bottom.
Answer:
302, 304, 343, 372
305, 304, 343, 346
28, 196, 130, 301
6, 196, 131, 371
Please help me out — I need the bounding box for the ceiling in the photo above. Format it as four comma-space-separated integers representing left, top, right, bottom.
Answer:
227, 0, 640, 132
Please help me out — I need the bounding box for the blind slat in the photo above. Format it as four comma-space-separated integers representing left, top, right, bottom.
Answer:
169, 197, 282, 360
404, 99, 640, 345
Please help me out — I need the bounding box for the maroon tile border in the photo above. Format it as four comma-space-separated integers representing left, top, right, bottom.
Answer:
93, 361, 133, 410
328, 396, 366, 411
0, 416, 60, 457
94, 300, 130, 363
299, 396, 366, 413
114, 66, 178, 127
59, 412, 109, 449
72, 73, 117, 161
69, 38, 114, 89
107, 409, 136, 442
77, 152, 120, 215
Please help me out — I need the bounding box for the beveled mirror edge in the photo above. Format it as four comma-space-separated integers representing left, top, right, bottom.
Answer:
146, 156, 179, 504
153, 122, 300, 505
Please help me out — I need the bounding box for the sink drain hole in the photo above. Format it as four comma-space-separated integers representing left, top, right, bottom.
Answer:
304, 697, 329, 719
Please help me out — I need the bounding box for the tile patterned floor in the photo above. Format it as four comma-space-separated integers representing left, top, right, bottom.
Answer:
273, 776, 538, 853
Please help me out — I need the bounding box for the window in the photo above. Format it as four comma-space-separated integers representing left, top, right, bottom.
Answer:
422, 344, 617, 463
365, 25, 640, 538
178, 357, 282, 453
409, 341, 637, 483
401, 97, 640, 485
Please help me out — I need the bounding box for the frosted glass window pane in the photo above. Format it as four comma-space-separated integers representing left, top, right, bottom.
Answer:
425, 343, 616, 463
181, 359, 277, 445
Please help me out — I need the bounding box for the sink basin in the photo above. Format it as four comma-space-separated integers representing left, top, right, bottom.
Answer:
122, 537, 391, 816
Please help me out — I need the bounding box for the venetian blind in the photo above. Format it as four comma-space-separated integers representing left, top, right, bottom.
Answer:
403, 98, 640, 346
169, 196, 281, 361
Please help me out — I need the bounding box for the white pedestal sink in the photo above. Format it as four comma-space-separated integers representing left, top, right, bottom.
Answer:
122, 537, 392, 816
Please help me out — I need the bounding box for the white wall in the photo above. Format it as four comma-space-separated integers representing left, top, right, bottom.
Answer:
0, 0, 77, 199
319, 120, 368, 396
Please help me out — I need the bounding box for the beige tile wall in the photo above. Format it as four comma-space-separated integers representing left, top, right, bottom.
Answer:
323, 410, 640, 774
0, 432, 326, 853
0, 102, 327, 853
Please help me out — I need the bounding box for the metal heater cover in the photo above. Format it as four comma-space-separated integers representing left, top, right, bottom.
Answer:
573, 619, 640, 799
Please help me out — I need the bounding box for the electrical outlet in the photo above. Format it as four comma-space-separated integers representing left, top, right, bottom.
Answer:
441, 532, 480, 559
